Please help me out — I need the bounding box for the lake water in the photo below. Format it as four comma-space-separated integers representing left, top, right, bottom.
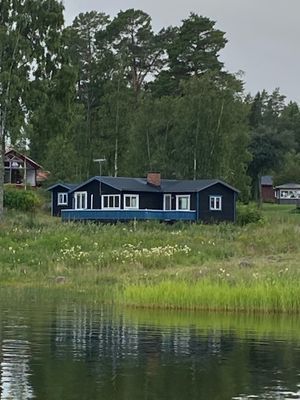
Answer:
0, 290, 300, 400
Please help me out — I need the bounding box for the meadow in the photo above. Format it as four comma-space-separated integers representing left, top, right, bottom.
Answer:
0, 203, 299, 313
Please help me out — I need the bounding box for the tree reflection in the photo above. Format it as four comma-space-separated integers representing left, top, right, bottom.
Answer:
0, 293, 300, 399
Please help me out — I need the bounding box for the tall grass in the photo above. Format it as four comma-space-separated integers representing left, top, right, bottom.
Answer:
0, 205, 300, 312
120, 280, 300, 313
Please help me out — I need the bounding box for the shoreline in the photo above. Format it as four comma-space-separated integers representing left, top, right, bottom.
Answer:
0, 204, 299, 313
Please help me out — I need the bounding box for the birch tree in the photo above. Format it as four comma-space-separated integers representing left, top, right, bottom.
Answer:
0, 0, 64, 219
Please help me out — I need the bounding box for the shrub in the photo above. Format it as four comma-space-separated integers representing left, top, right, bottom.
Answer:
4, 187, 41, 212
237, 203, 262, 225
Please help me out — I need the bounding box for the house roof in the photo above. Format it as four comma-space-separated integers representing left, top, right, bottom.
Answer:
261, 175, 273, 186
162, 179, 239, 193
275, 183, 300, 189
67, 176, 239, 194
47, 183, 78, 191
5, 149, 43, 170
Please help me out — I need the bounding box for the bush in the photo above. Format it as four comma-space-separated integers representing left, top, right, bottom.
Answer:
4, 187, 41, 212
237, 203, 262, 225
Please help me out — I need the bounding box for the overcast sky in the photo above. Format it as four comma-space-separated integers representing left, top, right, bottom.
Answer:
63, 0, 299, 103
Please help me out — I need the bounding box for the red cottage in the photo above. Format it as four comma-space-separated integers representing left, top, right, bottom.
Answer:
261, 176, 275, 203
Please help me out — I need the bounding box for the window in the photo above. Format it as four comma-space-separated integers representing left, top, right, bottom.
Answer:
58, 192, 68, 206
164, 194, 172, 210
280, 190, 300, 199
102, 194, 120, 209
75, 192, 87, 210
210, 196, 222, 211
124, 194, 139, 209
176, 195, 190, 211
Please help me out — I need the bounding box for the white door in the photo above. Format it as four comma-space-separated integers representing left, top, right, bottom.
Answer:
75, 192, 87, 210
163, 194, 172, 210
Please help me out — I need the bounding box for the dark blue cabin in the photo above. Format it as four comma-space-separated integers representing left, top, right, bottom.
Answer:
47, 183, 78, 216
48, 173, 239, 223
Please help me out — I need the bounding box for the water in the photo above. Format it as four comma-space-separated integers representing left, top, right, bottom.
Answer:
0, 290, 300, 399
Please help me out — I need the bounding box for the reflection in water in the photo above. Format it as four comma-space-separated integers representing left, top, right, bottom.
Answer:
1, 337, 34, 399
0, 292, 300, 399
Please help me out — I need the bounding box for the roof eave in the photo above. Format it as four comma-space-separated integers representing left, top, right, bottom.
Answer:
5, 149, 43, 170
195, 180, 240, 194
47, 183, 72, 191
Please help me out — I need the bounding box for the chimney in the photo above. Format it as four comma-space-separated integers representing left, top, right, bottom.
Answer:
147, 172, 161, 187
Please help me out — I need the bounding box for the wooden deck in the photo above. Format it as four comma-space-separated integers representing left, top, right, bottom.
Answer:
61, 209, 197, 222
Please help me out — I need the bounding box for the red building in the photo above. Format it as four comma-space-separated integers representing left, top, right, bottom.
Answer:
261, 176, 275, 202
5, 149, 49, 187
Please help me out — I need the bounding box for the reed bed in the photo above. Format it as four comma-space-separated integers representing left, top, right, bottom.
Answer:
120, 280, 300, 313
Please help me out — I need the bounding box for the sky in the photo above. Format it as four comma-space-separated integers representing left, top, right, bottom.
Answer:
63, 0, 300, 103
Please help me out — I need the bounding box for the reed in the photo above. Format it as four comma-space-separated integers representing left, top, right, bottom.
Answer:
119, 279, 300, 313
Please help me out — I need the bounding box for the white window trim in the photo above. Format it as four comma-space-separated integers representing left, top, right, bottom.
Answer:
176, 195, 190, 211
163, 194, 172, 211
280, 189, 300, 199
124, 194, 139, 210
209, 195, 222, 211
74, 191, 88, 210
280, 190, 288, 199
91, 194, 94, 209
102, 194, 121, 209
57, 192, 68, 206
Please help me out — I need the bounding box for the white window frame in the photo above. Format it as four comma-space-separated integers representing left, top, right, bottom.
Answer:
124, 194, 139, 210
280, 189, 300, 199
102, 194, 121, 209
176, 195, 190, 211
74, 191, 88, 210
209, 195, 222, 211
91, 194, 94, 209
57, 192, 68, 206
280, 190, 288, 198
163, 194, 172, 211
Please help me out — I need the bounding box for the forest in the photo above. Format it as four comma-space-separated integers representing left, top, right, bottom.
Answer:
1, 0, 300, 207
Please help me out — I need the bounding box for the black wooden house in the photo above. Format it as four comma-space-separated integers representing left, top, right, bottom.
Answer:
48, 173, 239, 223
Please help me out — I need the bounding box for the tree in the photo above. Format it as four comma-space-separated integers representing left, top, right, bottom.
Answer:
169, 13, 226, 77
247, 89, 295, 201
29, 64, 83, 181
172, 73, 250, 194
278, 102, 300, 152
44, 135, 78, 182
127, 95, 177, 177
0, 0, 64, 218
274, 151, 300, 185
248, 127, 293, 201
66, 12, 111, 176
150, 13, 227, 96
103, 9, 166, 96
96, 79, 134, 177
248, 92, 264, 129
